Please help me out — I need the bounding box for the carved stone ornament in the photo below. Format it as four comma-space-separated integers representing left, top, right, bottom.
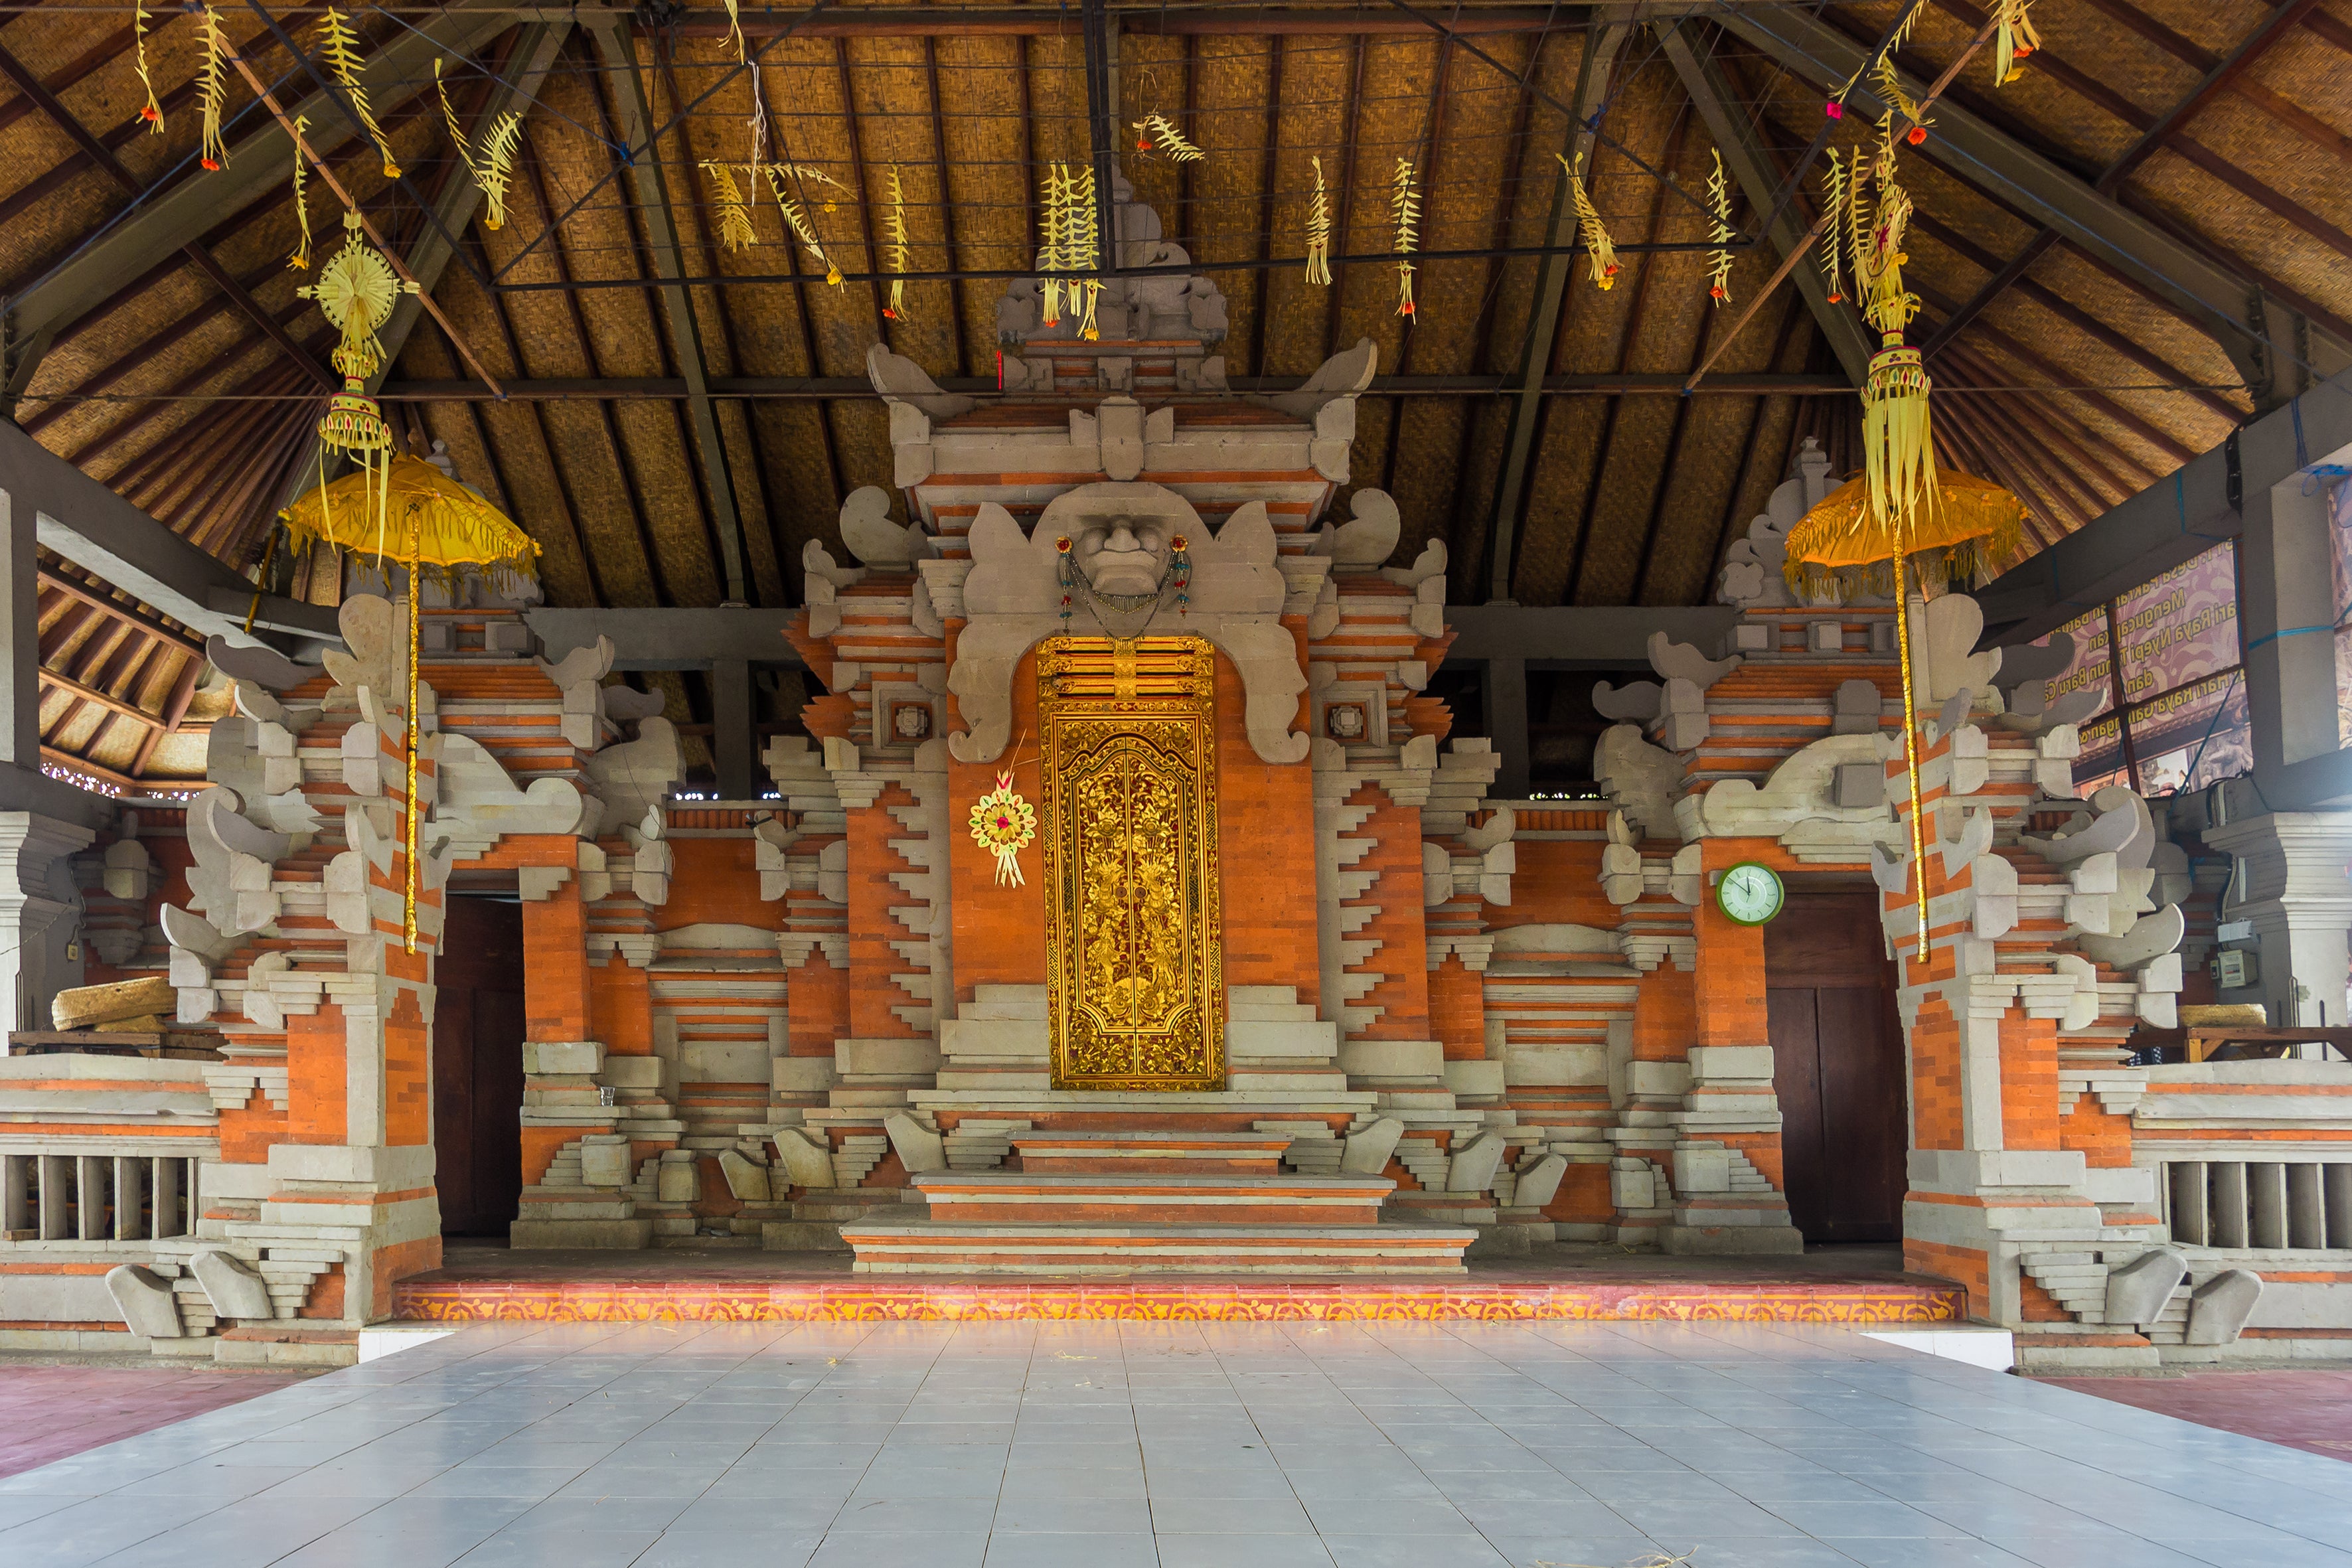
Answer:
948, 485, 1308, 766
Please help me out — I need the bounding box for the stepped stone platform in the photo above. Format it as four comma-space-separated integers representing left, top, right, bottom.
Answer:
391, 1239, 1966, 1324
842, 1125, 1480, 1276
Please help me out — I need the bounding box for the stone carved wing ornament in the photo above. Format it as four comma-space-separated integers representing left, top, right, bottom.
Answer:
947, 487, 1309, 767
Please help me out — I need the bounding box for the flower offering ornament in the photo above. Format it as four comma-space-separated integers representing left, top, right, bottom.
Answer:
969, 773, 1038, 887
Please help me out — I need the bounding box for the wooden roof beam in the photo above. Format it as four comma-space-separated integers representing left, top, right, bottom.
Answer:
584, 14, 751, 607
1481, 11, 1630, 605
1715, 3, 2343, 408
0, 40, 333, 409
378, 372, 1855, 400
0, 1, 530, 404
1656, 22, 1874, 384
2, 421, 339, 652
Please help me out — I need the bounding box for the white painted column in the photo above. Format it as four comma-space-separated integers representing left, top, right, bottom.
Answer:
2204, 811, 2352, 1027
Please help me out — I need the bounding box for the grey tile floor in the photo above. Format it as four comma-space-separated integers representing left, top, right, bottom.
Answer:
2, 1319, 2349, 1568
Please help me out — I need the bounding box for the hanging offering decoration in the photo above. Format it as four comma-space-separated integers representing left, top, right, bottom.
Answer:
296, 212, 411, 544
437, 59, 522, 230
287, 114, 313, 269
1993, 0, 2041, 84
317, 7, 402, 177
721, 0, 744, 62
969, 773, 1038, 887
132, 0, 163, 132
1132, 112, 1204, 162
1818, 151, 1851, 304
1555, 153, 1617, 290
1782, 121, 2025, 957
1704, 149, 1735, 304
705, 163, 757, 252
1390, 157, 1419, 317
765, 163, 846, 286
1826, 2, 1921, 119
1039, 164, 1101, 340
196, 5, 229, 169
1304, 155, 1334, 285
883, 165, 912, 321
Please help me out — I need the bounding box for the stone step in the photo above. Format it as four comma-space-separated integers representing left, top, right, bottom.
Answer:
840, 1220, 1475, 1276
913, 1171, 1393, 1226
1012, 1130, 1293, 1175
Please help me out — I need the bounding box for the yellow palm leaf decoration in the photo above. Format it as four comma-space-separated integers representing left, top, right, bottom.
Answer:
317, 7, 401, 179
281, 455, 540, 955
133, 0, 164, 133
1131, 113, 1204, 162
1994, 0, 2042, 84
437, 60, 522, 230
196, 5, 229, 169
1556, 153, 1617, 290
704, 162, 757, 252
883, 165, 913, 321
1305, 155, 1333, 285
287, 114, 313, 269
1704, 148, 1734, 305
1391, 157, 1419, 318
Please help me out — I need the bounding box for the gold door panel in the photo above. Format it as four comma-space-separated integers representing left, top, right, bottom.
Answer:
1038, 635, 1225, 1091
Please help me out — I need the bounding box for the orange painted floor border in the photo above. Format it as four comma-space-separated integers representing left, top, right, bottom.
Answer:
394, 1277, 1965, 1326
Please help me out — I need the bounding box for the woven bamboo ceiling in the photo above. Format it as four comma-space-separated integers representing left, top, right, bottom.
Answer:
10, 0, 2351, 788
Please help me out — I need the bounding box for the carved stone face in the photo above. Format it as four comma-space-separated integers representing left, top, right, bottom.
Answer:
1071, 518, 1169, 597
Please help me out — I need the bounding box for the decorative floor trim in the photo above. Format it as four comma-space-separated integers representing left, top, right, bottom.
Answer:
393, 1277, 1965, 1325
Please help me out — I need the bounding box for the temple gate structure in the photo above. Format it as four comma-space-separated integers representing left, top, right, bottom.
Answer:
3, 184, 2347, 1373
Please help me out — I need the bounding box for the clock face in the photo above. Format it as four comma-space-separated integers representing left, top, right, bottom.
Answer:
1717, 861, 1786, 926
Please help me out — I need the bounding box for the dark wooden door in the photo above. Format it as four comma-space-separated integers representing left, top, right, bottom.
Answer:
433, 896, 526, 1236
1765, 893, 1906, 1242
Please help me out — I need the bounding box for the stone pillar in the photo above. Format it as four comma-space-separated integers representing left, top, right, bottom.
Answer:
1484, 657, 1530, 801
2204, 811, 2352, 1028
712, 658, 753, 801
1, 477, 38, 773
0, 811, 94, 1038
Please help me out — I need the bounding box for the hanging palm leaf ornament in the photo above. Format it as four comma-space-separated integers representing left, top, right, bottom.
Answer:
1782, 127, 2025, 959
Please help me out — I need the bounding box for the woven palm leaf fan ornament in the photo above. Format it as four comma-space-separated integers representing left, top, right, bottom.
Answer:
1782, 127, 2024, 957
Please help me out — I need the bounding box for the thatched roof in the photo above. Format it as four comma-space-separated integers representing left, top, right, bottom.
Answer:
9, 0, 2349, 785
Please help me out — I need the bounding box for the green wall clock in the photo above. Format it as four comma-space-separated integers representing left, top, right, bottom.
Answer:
1716, 861, 1786, 926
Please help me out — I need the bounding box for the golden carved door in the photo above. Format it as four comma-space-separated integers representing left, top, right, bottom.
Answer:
1038, 635, 1225, 1091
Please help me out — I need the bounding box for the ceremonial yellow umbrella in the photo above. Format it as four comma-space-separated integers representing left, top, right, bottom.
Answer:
1784, 467, 2025, 960
280, 455, 540, 953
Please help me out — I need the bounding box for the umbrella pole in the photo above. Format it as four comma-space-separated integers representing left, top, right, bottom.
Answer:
1895, 553, 1930, 965
404, 518, 421, 956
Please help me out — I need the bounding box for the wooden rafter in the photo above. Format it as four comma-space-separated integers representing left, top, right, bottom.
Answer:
1563, 102, 1694, 607
0, 40, 333, 395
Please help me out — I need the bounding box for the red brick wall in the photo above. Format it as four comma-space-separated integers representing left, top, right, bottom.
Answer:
788, 950, 850, 1055
658, 838, 764, 929
1214, 659, 1320, 1007
520, 883, 590, 1042
848, 782, 927, 1039
285, 1004, 347, 1144
2002, 1012, 2061, 1151
1909, 998, 1963, 1151
1338, 782, 1432, 1041
1429, 951, 1486, 1060
1692, 865, 1769, 1047
383, 988, 430, 1147
949, 648, 1047, 1000
589, 949, 654, 1056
